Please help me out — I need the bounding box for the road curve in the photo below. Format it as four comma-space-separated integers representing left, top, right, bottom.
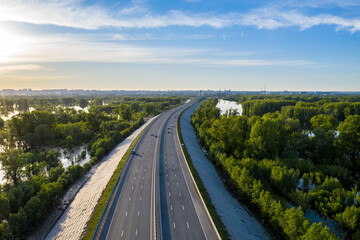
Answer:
93, 99, 219, 240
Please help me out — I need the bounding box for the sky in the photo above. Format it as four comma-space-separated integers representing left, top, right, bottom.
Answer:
0, 0, 359, 91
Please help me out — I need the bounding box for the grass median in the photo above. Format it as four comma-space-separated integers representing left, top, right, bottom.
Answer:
82, 128, 145, 240
177, 105, 230, 240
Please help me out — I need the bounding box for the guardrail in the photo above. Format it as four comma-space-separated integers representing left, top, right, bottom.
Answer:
175, 102, 222, 240
91, 116, 159, 240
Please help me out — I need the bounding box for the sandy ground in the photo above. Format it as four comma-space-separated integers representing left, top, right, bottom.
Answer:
29, 117, 155, 240
180, 102, 270, 240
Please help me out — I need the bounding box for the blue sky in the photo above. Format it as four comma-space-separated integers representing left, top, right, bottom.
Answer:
0, 0, 359, 91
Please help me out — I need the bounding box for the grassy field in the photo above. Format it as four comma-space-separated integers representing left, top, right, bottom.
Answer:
177, 105, 230, 240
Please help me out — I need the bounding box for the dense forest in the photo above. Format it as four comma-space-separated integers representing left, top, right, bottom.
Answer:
192, 95, 360, 240
0, 96, 184, 239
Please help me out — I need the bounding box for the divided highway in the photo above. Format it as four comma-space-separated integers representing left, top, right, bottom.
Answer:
92, 100, 220, 240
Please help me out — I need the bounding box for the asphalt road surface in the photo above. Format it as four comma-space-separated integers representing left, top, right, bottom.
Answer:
95, 99, 219, 240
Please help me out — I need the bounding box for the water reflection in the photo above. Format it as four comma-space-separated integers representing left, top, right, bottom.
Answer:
216, 99, 243, 115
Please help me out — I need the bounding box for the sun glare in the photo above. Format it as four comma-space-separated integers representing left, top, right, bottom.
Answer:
0, 29, 27, 63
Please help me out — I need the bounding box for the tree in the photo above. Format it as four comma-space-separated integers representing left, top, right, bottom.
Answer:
92, 97, 103, 106
0, 194, 10, 219
119, 104, 131, 121
246, 114, 286, 159
0, 118, 4, 130
0, 149, 25, 184
16, 99, 29, 112
79, 99, 88, 109
8, 207, 27, 238
281, 207, 309, 240
338, 115, 360, 167
301, 223, 337, 240
310, 114, 337, 131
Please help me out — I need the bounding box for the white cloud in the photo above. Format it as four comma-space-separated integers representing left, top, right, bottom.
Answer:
1, 33, 312, 67
0, 64, 43, 73
241, 8, 360, 32
0, 0, 359, 32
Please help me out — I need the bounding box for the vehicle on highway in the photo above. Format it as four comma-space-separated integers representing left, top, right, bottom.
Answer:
150, 133, 154, 136
131, 150, 136, 154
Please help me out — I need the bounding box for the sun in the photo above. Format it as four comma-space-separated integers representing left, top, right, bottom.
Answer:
0, 29, 27, 63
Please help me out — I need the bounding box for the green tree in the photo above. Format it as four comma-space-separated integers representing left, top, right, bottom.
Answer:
8, 207, 27, 238
310, 114, 337, 131
338, 115, 360, 167
301, 222, 337, 240
79, 99, 88, 109
0, 149, 25, 184
0, 194, 10, 219
246, 114, 286, 159
119, 104, 131, 121
0, 118, 4, 130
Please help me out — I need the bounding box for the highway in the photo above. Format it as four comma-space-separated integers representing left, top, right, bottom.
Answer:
159, 104, 219, 240
93, 99, 220, 240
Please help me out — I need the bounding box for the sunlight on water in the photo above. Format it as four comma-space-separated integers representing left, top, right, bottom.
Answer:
216, 99, 242, 115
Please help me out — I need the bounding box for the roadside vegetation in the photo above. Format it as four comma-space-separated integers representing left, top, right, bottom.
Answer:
0, 96, 184, 239
192, 95, 360, 240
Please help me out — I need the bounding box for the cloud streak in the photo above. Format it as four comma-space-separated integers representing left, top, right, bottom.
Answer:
4, 34, 313, 67
0, 0, 359, 32
0, 64, 43, 73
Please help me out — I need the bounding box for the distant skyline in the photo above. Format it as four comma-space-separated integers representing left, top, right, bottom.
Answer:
0, 0, 359, 91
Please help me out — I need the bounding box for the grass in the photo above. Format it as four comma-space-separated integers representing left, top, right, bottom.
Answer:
82, 128, 145, 240
177, 105, 230, 240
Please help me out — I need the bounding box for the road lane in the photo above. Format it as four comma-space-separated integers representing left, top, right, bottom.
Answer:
94, 99, 219, 240
159, 104, 220, 240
